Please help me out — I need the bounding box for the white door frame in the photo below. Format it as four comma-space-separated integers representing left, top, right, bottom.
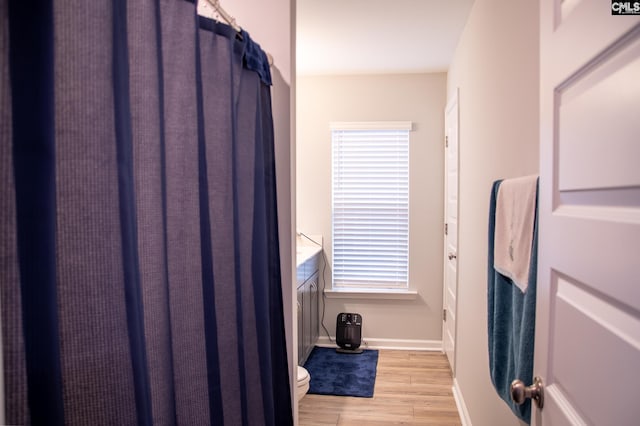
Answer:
443, 89, 459, 374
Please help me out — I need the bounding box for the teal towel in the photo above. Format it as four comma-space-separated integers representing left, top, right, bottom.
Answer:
488, 179, 538, 424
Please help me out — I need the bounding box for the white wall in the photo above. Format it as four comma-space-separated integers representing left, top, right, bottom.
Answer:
297, 73, 446, 347
199, 0, 293, 85
198, 0, 297, 421
446, 0, 539, 424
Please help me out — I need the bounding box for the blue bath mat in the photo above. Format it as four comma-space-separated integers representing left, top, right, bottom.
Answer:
303, 346, 379, 398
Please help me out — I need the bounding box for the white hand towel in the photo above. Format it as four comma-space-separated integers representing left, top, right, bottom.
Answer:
494, 175, 538, 293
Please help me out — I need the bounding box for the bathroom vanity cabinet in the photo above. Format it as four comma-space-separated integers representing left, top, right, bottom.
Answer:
297, 252, 319, 365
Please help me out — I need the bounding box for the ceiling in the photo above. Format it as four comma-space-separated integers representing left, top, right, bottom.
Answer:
297, 0, 474, 75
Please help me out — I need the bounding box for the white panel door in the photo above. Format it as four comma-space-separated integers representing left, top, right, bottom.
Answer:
443, 90, 459, 373
535, 1, 640, 424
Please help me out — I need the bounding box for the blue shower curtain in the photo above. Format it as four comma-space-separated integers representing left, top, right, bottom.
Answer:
1, 1, 292, 425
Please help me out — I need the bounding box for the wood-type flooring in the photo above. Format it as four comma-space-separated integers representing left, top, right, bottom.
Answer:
299, 350, 462, 425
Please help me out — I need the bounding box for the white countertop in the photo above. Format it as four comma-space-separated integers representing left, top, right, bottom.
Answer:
296, 233, 322, 267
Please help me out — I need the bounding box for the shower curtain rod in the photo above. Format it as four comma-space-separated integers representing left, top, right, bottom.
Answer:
203, 0, 274, 66
205, 0, 241, 32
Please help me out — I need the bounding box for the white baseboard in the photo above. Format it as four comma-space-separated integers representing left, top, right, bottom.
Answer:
452, 378, 472, 426
316, 336, 442, 351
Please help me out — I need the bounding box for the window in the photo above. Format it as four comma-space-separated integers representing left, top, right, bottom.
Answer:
331, 122, 411, 290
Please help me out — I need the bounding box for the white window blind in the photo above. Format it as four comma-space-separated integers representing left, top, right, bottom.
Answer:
331, 122, 411, 289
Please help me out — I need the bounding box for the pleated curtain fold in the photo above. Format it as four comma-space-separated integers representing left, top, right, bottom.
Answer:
1, 1, 292, 425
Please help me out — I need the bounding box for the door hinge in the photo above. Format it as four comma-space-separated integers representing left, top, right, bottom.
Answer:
443, 309, 447, 321
445, 223, 448, 235
445, 135, 449, 148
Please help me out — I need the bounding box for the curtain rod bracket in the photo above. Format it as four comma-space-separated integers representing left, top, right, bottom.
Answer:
205, 0, 242, 33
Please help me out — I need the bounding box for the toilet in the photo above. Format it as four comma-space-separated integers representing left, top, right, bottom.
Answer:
297, 366, 310, 402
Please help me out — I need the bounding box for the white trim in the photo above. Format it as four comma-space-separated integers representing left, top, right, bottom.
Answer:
317, 335, 442, 351
443, 87, 460, 376
329, 121, 413, 131
324, 288, 418, 300
452, 378, 472, 426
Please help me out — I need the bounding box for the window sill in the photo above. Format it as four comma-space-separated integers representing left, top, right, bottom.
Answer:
324, 288, 418, 300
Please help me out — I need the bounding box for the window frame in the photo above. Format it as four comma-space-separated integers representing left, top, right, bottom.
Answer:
330, 121, 412, 292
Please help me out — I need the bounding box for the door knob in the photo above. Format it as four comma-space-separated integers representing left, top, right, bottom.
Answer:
448, 253, 457, 260
510, 376, 544, 409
